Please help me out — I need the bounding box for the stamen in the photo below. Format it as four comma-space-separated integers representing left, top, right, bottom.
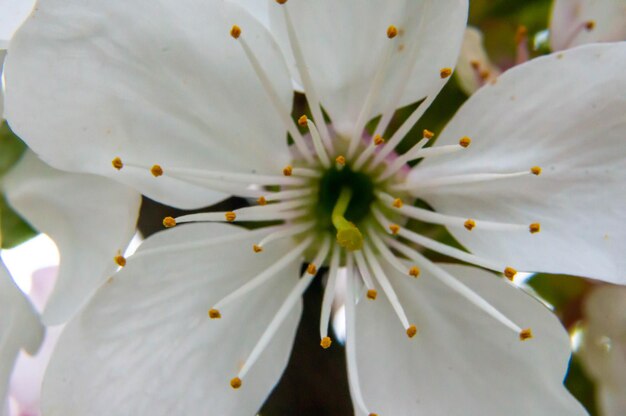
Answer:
440, 67, 453, 79
519, 328, 533, 341
150, 164, 163, 177
353, 251, 377, 295
531, 166, 542, 176
375, 138, 430, 182
263, 188, 315, 203
383, 236, 524, 335
114, 253, 126, 267
174, 207, 309, 224
307, 263, 317, 275
163, 217, 177, 228
230, 25, 241, 39
208, 309, 221, 319
367, 226, 419, 279
335, 155, 346, 166
320, 243, 341, 342
332, 188, 364, 251
277, 2, 334, 152
372, 206, 506, 273
458, 136, 471, 148
406, 325, 418, 338
254, 221, 316, 252
291, 167, 322, 178
387, 25, 399, 39
230, 377, 242, 389
529, 223, 541, 234
352, 136, 383, 171
225, 212, 236, 222
345, 268, 376, 416
320, 337, 332, 349
362, 243, 415, 335
236, 236, 330, 380
111, 157, 124, 170
211, 236, 314, 313
392, 169, 541, 193
389, 224, 400, 235
377, 192, 531, 232
283, 165, 293, 176
423, 129, 435, 139
233, 30, 314, 163
347, 24, 400, 159
301, 117, 331, 167
504, 267, 517, 281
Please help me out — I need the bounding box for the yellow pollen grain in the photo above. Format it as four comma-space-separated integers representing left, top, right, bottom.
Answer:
163, 216, 177, 228
464, 219, 476, 231
392, 198, 403, 208
504, 267, 517, 281
387, 25, 398, 39
585, 20, 595, 31
459, 136, 472, 148
150, 164, 163, 177
230, 25, 241, 39
275, 0, 288, 4
320, 337, 332, 349
335, 155, 346, 166
283, 165, 293, 176
406, 325, 418, 338
225, 212, 237, 222
519, 328, 533, 341
440, 67, 452, 79
470, 60, 481, 70
423, 129, 435, 139
409, 266, 420, 278
531, 166, 542, 176
367, 289, 378, 300
112, 157, 124, 170
515, 25, 528, 45
253, 244, 263, 253
389, 224, 400, 235
298, 115, 308, 127
208, 309, 221, 319
373, 135, 385, 146
114, 255, 126, 267
307, 263, 317, 275
529, 223, 541, 234
257, 196, 267, 206
479, 69, 491, 81
230, 377, 242, 389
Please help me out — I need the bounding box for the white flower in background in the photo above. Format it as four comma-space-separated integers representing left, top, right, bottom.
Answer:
454, 27, 502, 95
550, 0, 626, 51
4, 0, 626, 414
0, 151, 141, 413
579, 285, 626, 416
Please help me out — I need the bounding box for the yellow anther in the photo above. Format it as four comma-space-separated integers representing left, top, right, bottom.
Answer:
387, 25, 398, 39
225, 212, 237, 222
320, 337, 332, 349
369, 414, 379, 416
373, 135, 385, 146
230, 25, 241, 39
275, 0, 288, 4
529, 223, 541, 234
392, 198, 403, 208
519, 328, 533, 341
150, 164, 163, 177
440, 67, 452, 79
423, 129, 435, 139
335, 155, 346, 166
230, 377, 242, 389
408, 266, 420, 278
459, 136, 472, 148
515, 25, 528, 45
585, 20, 595, 31
298, 115, 308, 127
406, 325, 418, 338
367, 289, 378, 300
253, 244, 263, 253
531, 166, 542, 176
208, 309, 221, 319
112, 157, 124, 170
307, 263, 317, 275
504, 267, 517, 281
464, 219, 476, 231
163, 216, 177, 228
470, 60, 481, 70
479, 69, 491, 81
283, 165, 293, 176
114, 254, 126, 267
389, 224, 400, 235
257, 196, 267, 206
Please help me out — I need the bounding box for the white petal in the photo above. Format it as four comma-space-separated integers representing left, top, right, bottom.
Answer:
4, 151, 140, 324
0, 264, 44, 409
228, 0, 269, 28
0, 0, 36, 46
550, 0, 626, 51
5, 0, 293, 209
268, 0, 468, 137
455, 27, 501, 95
42, 223, 302, 415
353, 263, 585, 415
408, 43, 626, 284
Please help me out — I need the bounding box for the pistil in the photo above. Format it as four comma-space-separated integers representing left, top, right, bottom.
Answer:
331, 187, 364, 251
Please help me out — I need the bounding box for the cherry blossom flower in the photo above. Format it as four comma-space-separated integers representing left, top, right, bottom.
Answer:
5, 0, 626, 414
